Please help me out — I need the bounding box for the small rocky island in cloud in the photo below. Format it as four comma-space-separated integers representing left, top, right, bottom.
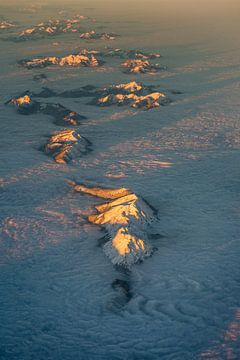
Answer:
18, 51, 102, 69
6, 15, 89, 41
122, 59, 164, 74
79, 30, 117, 40
91, 81, 171, 109
6, 94, 86, 126
27, 81, 173, 110
45, 129, 91, 164
69, 183, 157, 268
3, 15, 119, 43
0, 20, 18, 31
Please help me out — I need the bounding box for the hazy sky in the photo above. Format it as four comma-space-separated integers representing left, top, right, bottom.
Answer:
0, 0, 239, 46
1, 0, 240, 17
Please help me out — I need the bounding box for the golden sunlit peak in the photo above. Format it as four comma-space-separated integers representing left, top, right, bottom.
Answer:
59, 54, 90, 66
19, 52, 102, 69
111, 227, 145, 256
20, 28, 35, 35
72, 184, 131, 199
69, 183, 156, 268
105, 48, 161, 60
97, 91, 169, 109
12, 16, 89, 41
45, 129, 91, 164
115, 81, 143, 92
87, 192, 152, 226
79, 31, 116, 40
122, 59, 162, 74
11, 95, 31, 106
0, 20, 17, 29
79, 30, 96, 38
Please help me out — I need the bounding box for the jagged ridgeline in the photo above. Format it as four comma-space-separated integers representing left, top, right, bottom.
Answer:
18, 50, 103, 69
2, 14, 119, 42
93, 81, 171, 109
45, 129, 91, 164
17, 48, 165, 72
79, 31, 118, 40
121, 59, 164, 74
69, 183, 158, 268
103, 48, 165, 74
2, 16, 87, 41
31, 81, 175, 110
0, 19, 18, 31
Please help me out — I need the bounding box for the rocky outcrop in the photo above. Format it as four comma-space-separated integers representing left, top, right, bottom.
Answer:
105, 48, 161, 59
9, 15, 88, 41
45, 129, 91, 164
97, 92, 170, 109
0, 20, 17, 30
31, 81, 171, 110
80, 31, 117, 40
122, 59, 162, 74
41, 103, 86, 126
18, 57, 58, 69
100, 81, 146, 95
114, 81, 143, 93
71, 184, 132, 199
10, 80, 172, 112
6, 94, 86, 125
8, 94, 40, 114
19, 52, 102, 69
88, 81, 171, 110
33, 82, 147, 100
69, 183, 156, 268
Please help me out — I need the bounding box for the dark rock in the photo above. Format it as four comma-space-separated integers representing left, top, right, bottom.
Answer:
6, 94, 87, 126
33, 74, 47, 82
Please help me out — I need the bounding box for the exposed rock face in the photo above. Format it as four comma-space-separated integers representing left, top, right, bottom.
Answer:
80, 31, 117, 40
7, 94, 86, 125
18, 57, 58, 69
114, 81, 143, 92
34, 82, 154, 101
14, 80, 172, 111
0, 21, 17, 30
87, 81, 170, 109
32, 81, 171, 110
72, 184, 132, 199
79, 49, 100, 55
45, 129, 91, 164
19, 52, 101, 69
101, 81, 145, 95
41, 103, 86, 126
8, 94, 39, 114
122, 59, 162, 74
97, 92, 170, 109
58, 54, 99, 67
105, 48, 161, 59
11, 16, 88, 41
70, 183, 156, 268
